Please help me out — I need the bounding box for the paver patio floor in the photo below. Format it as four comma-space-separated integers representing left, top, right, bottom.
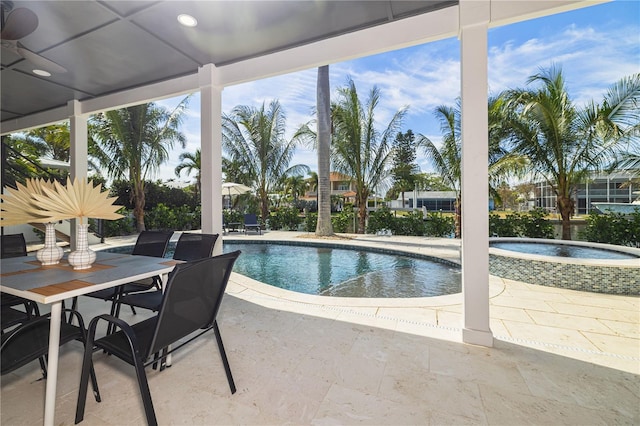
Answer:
3, 232, 638, 424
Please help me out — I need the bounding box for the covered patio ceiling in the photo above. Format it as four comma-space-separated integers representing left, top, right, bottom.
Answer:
0, 0, 599, 134
2, 0, 455, 129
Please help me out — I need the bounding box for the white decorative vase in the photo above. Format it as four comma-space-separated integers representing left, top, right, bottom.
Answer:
36, 222, 64, 265
68, 223, 96, 270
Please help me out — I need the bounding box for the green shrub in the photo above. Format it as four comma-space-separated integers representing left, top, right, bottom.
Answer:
580, 211, 640, 247
424, 211, 455, 237
101, 207, 134, 237
489, 208, 553, 239
489, 213, 518, 237
366, 206, 394, 234
223, 209, 244, 226
268, 206, 302, 230
520, 208, 554, 238
144, 203, 177, 231
393, 210, 426, 236
305, 212, 318, 232
332, 209, 354, 233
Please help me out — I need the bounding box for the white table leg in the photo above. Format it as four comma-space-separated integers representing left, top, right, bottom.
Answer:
43, 301, 62, 426
161, 272, 173, 367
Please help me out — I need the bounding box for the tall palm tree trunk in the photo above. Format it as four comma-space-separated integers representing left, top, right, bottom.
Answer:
132, 180, 146, 232
454, 197, 461, 238
316, 65, 334, 236
357, 194, 367, 234
557, 195, 573, 240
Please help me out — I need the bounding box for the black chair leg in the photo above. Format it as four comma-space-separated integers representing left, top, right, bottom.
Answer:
76, 322, 98, 424
213, 321, 236, 394
38, 356, 48, 379
132, 355, 157, 426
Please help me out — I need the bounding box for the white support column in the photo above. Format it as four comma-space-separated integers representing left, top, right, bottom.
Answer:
459, 0, 493, 347
199, 64, 224, 254
68, 100, 88, 251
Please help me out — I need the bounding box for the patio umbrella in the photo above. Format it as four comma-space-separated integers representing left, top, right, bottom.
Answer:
222, 182, 251, 209
222, 182, 251, 196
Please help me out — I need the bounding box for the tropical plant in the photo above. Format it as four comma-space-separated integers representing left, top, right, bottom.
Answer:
90, 100, 188, 232
26, 124, 71, 162
502, 66, 640, 239
331, 78, 407, 233
175, 149, 201, 200
418, 97, 524, 238
306, 171, 319, 194
222, 100, 309, 221
283, 174, 307, 201
580, 211, 640, 247
1, 135, 52, 187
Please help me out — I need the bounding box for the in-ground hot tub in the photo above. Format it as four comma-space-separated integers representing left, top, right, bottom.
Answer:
489, 238, 640, 295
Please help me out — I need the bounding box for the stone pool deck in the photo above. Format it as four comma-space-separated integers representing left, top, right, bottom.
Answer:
3, 231, 638, 424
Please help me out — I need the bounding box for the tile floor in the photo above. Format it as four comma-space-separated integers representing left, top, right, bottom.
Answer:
2, 232, 639, 425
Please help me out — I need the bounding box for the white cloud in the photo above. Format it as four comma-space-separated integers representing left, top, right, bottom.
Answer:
149, 3, 637, 182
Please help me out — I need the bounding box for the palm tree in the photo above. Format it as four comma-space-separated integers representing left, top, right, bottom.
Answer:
503, 66, 640, 239
90, 100, 188, 232
418, 98, 523, 238
283, 174, 307, 201
221, 100, 309, 221
316, 65, 334, 236
175, 149, 201, 200
306, 171, 319, 194
418, 105, 462, 236
331, 78, 407, 233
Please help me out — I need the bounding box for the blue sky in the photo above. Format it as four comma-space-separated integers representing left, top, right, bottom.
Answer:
158, 0, 640, 184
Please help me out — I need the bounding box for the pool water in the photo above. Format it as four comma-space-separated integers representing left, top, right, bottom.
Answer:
491, 242, 638, 260
222, 243, 461, 298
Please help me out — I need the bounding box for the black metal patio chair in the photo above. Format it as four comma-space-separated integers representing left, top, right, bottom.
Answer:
77, 230, 173, 322
75, 250, 241, 426
1, 233, 28, 259
1, 309, 101, 403
113, 233, 219, 314
1, 233, 41, 332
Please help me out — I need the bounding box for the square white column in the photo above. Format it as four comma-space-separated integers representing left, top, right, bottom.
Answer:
199, 64, 224, 254
68, 100, 88, 251
459, 0, 493, 347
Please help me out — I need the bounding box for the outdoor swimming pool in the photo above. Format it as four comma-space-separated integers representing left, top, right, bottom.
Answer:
490, 241, 638, 260
489, 238, 640, 295
100, 241, 461, 297
222, 242, 461, 298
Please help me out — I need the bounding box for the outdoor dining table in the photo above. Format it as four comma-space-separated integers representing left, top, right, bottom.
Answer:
0, 251, 178, 426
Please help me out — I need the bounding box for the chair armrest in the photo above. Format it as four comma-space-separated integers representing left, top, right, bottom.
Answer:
86, 314, 143, 358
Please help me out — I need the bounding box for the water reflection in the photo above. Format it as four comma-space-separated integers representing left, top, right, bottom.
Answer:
225, 243, 461, 298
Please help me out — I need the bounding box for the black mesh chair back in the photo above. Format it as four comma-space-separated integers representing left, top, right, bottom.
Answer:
131, 230, 173, 257
148, 250, 237, 356
1, 233, 27, 259
172, 233, 218, 261
1, 234, 40, 328
1, 310, 101, 401
111, 233, 220, 314
76, 251, 241, 426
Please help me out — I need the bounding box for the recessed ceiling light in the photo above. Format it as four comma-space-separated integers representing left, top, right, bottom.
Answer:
33, 69, 51, 77
177, 14, 197, 27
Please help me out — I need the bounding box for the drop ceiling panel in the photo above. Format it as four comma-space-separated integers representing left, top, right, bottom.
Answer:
9, 1, 119, 52
0, 69, 80, 119
40, 20, 200, 95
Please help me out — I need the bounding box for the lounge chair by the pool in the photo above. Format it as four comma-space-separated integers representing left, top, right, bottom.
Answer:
243, 214, 262, 235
